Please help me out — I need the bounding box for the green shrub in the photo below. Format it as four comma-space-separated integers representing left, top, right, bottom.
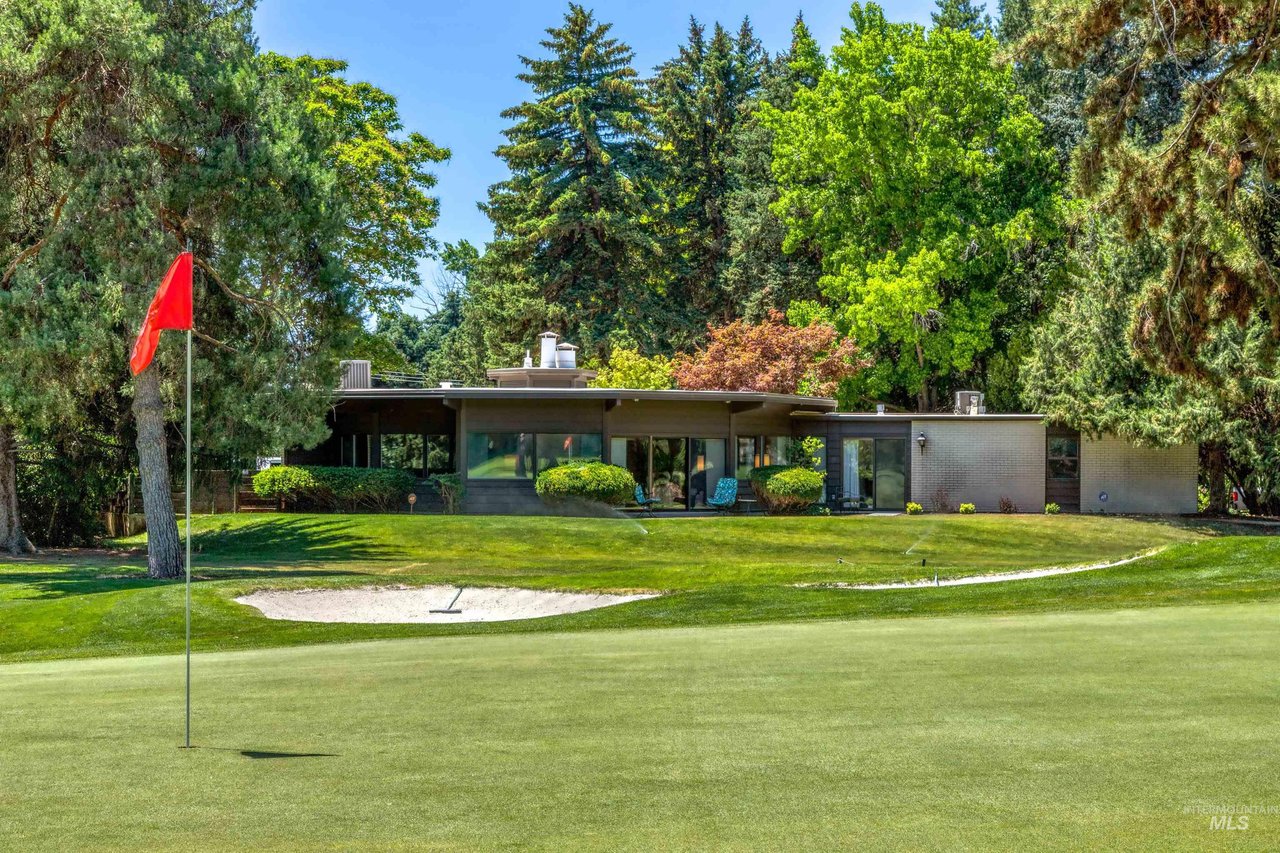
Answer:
1044, 502, 1062, 515
905, 501, 924, 515
252, 465, 415, 512
429, 473, 465, 514
958, 502, 976, 514
535, 461, 636, 506
749, 465, 825, 514
252, 466, 320, 505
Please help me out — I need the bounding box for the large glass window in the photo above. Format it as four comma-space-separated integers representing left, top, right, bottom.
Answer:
381, 434, 424, 474
842, 438, 875, 509
536, 433, 603, 471
467, 432, 534, 479
425, 434, 453, 475
874, 439, 906, 510
1047, 436, 1080, 480
736, 436, 759, 479
690, 438, 726, 507
652, 438, 687, 507
762, 435, 790, 467
341, 434, 371, 468
611, 436, 649, 491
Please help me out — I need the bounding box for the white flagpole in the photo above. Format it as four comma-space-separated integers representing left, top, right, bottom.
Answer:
185, 327, 193, 749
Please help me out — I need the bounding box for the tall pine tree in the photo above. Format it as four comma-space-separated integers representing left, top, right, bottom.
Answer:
483, 4, 661, 356
650, 17, 766, 333
721, 15, 826, 320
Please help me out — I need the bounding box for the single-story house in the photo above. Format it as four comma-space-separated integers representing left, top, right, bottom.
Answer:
285, 333, 1199, 515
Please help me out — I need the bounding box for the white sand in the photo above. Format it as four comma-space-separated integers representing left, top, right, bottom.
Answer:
235, 585, 660, 624
809, 549, 1164, 591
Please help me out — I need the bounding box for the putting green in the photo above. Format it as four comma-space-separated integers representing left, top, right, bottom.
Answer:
2, 602, 1277, 850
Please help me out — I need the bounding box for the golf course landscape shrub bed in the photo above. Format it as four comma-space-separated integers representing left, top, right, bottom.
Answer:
749, 465, 825, 514
535, 460, 636, 506
252, 465, 416, 512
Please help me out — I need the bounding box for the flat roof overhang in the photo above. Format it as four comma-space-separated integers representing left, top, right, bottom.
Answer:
333, 386, 838, 411
791, 411, 1047, 422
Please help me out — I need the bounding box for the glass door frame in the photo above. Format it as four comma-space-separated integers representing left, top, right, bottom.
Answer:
610, 434, 728, 510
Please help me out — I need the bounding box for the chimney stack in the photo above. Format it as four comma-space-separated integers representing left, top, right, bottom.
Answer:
538, 331, 558, 368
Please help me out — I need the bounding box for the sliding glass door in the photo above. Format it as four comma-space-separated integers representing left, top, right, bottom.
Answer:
690, 438, 726, 507
651, 438, 687, 508
611, 436, 726, 509
841, 437, 906, 510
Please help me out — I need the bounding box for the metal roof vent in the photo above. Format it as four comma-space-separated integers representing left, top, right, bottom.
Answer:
538, 331, 558, 368
555, 342, 578, 368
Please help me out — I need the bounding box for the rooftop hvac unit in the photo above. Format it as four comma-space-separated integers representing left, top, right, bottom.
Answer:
340, 359, 372, 390
954, 390, 985, 415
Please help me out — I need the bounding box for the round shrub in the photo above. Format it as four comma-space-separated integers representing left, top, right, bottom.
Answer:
958, 502, 977, 514
535, 461, 636, 506
1044, 502, 1062, 515
749, 465, 825, 514
906, 501, 924, 515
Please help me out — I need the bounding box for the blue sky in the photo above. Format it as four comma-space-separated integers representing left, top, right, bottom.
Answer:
252, 0, 938, 300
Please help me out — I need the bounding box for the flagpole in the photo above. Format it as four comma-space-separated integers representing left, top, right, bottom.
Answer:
184, 328, 192, 749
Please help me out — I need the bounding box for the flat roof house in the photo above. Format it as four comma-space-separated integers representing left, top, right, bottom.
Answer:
285, 333, 1199, 515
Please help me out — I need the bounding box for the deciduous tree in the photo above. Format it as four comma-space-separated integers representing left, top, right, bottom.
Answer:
672, 311, 866, 396
766, 4, 1060, 411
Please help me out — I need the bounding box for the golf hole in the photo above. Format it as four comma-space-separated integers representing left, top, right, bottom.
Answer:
235, 585, 661, 624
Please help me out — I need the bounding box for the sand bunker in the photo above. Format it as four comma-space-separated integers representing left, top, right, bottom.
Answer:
808, 549, 1164, 591
236, 585, 660, 624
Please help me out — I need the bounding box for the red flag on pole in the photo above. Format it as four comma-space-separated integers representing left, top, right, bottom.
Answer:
130, 252, 193, 375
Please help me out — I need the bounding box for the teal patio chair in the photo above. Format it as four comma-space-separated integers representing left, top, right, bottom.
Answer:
706, 477, 738, 511
634, 485, 661, 515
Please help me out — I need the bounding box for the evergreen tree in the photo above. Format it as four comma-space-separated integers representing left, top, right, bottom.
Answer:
650, 17, 766, 331
932, 0, 992, 37
483, 4, 661, 357
721, 15, 825, 320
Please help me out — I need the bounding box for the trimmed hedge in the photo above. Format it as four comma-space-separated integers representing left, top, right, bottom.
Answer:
252, 465, 416, 512
535, 461, 636, 507
749, 465, 825, 514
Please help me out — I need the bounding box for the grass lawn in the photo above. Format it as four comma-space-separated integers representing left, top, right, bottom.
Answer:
1, 602, 1276, 850
2, 512, 1278, 662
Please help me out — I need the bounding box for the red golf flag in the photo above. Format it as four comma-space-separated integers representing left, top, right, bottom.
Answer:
130, 252, 193, 375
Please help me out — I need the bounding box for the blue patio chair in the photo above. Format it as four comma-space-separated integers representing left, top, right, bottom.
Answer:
706, 477, 738, 511
634, 485, 661, 515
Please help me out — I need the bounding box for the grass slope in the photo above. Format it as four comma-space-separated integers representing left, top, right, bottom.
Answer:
3, 513, 1278, 663
1, 603, 1276, 850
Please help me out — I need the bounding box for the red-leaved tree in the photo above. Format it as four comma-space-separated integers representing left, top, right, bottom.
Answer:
672, 311, 868, 396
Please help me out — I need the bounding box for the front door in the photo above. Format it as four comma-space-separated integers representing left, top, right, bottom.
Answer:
1046, 428, 1081, 512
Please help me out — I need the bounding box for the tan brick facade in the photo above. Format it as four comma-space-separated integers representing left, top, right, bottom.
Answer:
1080, 436, 1199, 514
910, 419, 1046, 512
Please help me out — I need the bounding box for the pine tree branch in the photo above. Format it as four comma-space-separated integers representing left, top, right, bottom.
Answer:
0, 193, 68, 290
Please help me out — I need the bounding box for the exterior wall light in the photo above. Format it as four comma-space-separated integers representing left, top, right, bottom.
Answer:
916, 432, 927, 451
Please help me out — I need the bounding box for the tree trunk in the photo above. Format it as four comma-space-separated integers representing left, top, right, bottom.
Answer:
132, 367, 182, 578
1202, 441, 1228, 515
0, 422, 35, 556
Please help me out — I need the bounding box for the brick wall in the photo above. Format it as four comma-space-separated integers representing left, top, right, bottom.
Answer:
1080, 437, 1198, 514
910, 420, 1046, 512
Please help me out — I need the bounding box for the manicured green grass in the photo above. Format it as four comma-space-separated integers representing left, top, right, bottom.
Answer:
2, 603, 1276, 850
3, 513, 1277, 663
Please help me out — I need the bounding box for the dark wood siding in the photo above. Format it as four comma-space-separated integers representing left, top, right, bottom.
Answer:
795, 418, 912, 506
